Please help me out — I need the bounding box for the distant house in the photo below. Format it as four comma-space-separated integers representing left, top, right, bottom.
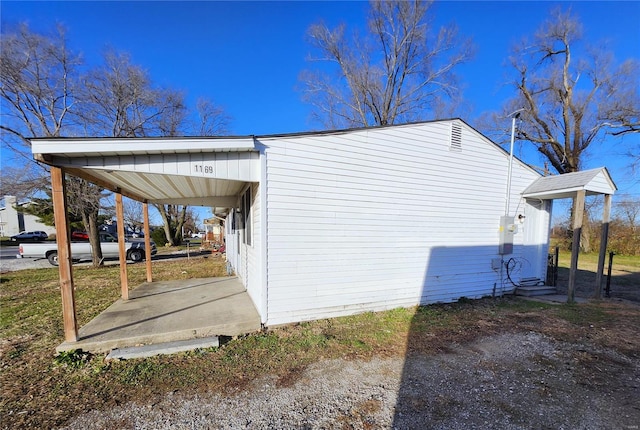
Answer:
31, 119, 616, 327
0, 196, 57, 238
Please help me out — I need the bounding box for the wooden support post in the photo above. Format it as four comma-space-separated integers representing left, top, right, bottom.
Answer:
115, 192, 129, 300
50, 167, 78, 342
143, 201, 153, 282
567, 189, 586, 304
594, 194, 612, 299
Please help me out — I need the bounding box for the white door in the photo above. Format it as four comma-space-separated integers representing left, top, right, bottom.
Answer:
520, 199, 550, 281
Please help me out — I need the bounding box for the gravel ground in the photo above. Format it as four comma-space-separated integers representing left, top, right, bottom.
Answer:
61, 332, 640, 429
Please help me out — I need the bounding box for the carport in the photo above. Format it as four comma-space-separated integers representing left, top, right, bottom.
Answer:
30, 136, 262, 347
522, 167, 617, 302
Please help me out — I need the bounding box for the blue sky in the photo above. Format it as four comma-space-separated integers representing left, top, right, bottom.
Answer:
2, 1, 639, 203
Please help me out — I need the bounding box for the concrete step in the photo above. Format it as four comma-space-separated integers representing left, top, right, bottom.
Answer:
515, 285, 557, 297
106, 336, 219, 360
519, 277, 545, 287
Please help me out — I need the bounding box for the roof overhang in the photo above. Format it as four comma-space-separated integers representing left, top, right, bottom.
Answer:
31, 137, 260, 209
522, 167, 617, 200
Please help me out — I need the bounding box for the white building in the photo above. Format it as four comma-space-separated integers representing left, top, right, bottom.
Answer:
31, 119, 616, 327
0, 196, 57, 237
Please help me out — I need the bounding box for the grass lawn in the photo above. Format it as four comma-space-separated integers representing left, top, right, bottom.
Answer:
1, 254, 639, 428
554, 251, 640, 298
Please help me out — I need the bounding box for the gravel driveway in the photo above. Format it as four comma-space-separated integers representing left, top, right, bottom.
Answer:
61, 331, 640, 429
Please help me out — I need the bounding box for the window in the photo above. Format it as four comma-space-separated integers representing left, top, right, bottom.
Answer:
242, 185, 252, 246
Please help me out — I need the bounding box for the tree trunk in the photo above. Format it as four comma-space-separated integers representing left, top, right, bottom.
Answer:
83, 209, 103, 267
157, 205, 175, 246
172, 206, 188, 245
156, 204, 188, 246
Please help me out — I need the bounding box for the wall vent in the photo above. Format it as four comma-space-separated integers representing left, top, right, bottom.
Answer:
450, 121, 462, 151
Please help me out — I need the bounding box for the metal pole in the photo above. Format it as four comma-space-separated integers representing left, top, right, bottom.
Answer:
554, 246, 559, 287
505, 109, 523, 215
505, 115, 516, 215
605, 251, 615, 298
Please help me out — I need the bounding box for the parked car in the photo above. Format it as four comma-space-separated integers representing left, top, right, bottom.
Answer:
10, 231, 48, 242
18, 232, 157, 266
71, 231, 89, 240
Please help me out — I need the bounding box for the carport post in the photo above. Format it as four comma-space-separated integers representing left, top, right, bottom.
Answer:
115, 192, 129, 300
143, 201, 153, 282
594, 194, 612, 299
567, 189, 586, 304
50, 167, 78, 342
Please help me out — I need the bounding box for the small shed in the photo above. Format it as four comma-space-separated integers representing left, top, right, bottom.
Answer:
30, 119, 616, 342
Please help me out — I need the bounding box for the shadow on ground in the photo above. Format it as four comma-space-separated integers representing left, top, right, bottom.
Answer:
391, 247, 640, 429
555, 263, 640, 303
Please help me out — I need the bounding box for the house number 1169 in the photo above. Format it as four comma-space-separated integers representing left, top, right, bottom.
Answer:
194, 165, 214, 174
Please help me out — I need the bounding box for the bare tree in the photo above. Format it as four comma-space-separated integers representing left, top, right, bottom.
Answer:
80, 50, 187, 137
3, 25, 232, 250
615, 197, 640, 232
0, 24, 80, 148
65, 177, 111, 240
122, 197, 144, 234
80, 50, 196, 246
183, 207, 201, 237
484, 9, 640, 252
0, 24, 110, 264
300, 0, 472, 129
195, 98, 231, 135
0, 165, 50, 201
500, 8, 640, 175
155, 204, 188, 246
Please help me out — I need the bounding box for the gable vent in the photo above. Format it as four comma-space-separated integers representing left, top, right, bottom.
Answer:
450, 121, 462, 151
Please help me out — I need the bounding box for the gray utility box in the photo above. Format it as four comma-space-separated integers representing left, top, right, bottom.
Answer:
498, 215, 516, 255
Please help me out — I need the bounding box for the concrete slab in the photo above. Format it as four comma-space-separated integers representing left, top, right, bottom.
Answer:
57, 276, 261, 354
519, 294, 590, 304
106, 336, 220, 360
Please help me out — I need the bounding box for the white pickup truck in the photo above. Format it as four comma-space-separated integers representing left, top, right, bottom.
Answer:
18, 232, 157, 266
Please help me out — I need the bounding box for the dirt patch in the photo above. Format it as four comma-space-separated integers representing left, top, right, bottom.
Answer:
59, 331, 640, 429
3, 287, 639, 429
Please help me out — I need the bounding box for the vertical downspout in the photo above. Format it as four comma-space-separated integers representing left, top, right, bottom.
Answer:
258, 138, 269, 326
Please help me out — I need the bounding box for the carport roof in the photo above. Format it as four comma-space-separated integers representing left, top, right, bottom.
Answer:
30, 135, 257, 157
522, 167, 617, 200
30, 136, 260, 209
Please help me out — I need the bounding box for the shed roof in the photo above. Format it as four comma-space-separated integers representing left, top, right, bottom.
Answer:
522, 167, 617, 200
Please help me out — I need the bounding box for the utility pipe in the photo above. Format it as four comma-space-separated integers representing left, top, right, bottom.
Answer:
505, 109, 524, 215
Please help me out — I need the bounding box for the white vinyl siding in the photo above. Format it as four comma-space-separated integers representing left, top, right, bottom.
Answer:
261, 121, 543, 326
224, 183, 262, 319
245, 184, 262, 314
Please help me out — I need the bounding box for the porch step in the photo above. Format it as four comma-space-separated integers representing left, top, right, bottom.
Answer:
519, 277, 545, 286
515, 285, 557, 297
106, 336, 219, 360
